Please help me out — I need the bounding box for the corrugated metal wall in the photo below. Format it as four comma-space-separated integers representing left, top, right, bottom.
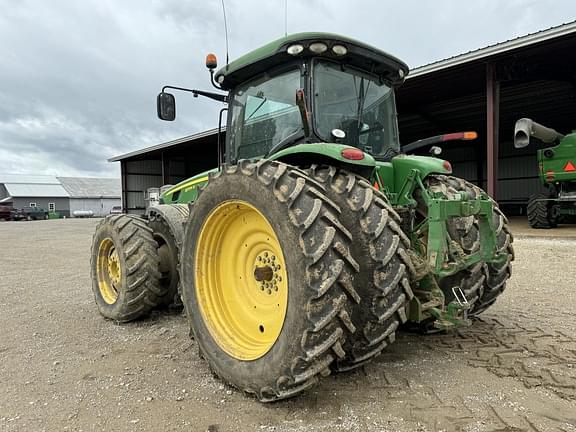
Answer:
120, 137, 219, 214
123, 159, 163, 214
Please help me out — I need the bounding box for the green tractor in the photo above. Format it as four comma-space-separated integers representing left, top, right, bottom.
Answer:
91, 33, 513, 402
514, 118, 576, 228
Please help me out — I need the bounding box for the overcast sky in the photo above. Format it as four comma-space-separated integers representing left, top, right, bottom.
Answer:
1, 0, 575, 178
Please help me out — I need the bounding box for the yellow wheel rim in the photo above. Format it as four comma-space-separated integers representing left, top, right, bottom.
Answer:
97, 238, 121, 304
195, 200, 289, 361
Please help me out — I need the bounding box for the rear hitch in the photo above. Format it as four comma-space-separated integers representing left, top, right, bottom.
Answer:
429, 286, 471, 330
406, 256, 471, 331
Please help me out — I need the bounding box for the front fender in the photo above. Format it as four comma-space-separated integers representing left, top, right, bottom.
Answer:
269, 143, 376, 172
391, 155, 451, 184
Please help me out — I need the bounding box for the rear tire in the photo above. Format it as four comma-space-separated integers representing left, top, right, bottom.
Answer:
182, 160, 359, 401
430, 176, 513, 315
147, 205, 189, 309
527, 193, 556, 229
417, 176, 513, 315
307, 165, 412, 371
90, 215, 161, 322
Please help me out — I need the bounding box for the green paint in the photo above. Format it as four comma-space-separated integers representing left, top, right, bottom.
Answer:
161, 169, 217, 204
538, 132, 576, 184
214, 32, 408, 90
374, 155, 451, 205
528, 131, 576, 221
270, 143, 376, 167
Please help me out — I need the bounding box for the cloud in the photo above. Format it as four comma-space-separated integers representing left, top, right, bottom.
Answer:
0, 0, 575, 176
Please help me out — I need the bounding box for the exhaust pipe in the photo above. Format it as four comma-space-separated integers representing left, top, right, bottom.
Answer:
514, 118, 564, 148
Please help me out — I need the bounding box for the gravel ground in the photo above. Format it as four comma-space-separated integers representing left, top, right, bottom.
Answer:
0, 218, 575, 432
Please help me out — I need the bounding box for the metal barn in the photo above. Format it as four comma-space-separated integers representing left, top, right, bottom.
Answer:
0, 175, 121, 217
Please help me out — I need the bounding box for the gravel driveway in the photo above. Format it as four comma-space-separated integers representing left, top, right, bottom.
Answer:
0, 218, 575, 432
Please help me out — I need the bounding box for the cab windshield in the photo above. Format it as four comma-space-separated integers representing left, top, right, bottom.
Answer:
313, 61, 399, 158
228, 69, 302, 160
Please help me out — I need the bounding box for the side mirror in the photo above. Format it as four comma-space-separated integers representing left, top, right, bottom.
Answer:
157, 92, 176, 121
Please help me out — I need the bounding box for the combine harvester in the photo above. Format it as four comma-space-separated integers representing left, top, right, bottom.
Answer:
514, 118, 576, 228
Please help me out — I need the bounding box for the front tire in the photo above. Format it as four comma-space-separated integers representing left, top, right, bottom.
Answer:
90, 215, 161, 322
148, 204, 189, 309
307, 165, 412, 371
527, 193, 556, 229
181, 160, 359, 401
424, 176, 514, 315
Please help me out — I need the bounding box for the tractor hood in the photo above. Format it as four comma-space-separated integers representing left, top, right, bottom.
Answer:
392, 154, 452, 177
376, 154, 452, 193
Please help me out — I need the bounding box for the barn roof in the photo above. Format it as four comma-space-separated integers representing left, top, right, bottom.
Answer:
58, 177, 121, 199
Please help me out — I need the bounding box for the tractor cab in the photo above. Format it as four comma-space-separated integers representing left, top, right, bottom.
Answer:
159, 33, 409, 164
214, 33, 408, 163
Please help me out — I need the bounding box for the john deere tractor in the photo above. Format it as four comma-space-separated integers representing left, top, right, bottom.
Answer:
91, 33, 513, 402
514, 118, 576, 228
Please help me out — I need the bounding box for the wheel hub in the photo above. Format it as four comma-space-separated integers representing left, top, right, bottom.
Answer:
96, 238, 120, 304
254, 252, 282, 295
108, 249, 121, 285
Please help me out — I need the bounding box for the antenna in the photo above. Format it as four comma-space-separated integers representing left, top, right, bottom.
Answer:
221, 0, 230, 66
284, 0, 288, 36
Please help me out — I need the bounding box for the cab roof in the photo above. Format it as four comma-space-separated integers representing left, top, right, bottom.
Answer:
214, 32, 409, 90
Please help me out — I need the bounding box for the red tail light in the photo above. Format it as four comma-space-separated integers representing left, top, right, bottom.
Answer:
564, 161, 576, 172
341, 148, 365, 160
443, 161, 452, 172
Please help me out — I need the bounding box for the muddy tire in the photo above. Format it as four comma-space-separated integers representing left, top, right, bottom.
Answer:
527, 193, 556, 229
181, 160, 359, 402
424, 176, 514, 315
471, 203, 514, 315
90, 214, 161, 322
148, 204, 189, 309
307, 165, 412, 371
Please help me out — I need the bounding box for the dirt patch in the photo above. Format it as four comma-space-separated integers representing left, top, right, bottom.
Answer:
0, 219, 575, 431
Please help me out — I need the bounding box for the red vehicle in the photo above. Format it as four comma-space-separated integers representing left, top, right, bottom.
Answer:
0, 205, 12, 221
